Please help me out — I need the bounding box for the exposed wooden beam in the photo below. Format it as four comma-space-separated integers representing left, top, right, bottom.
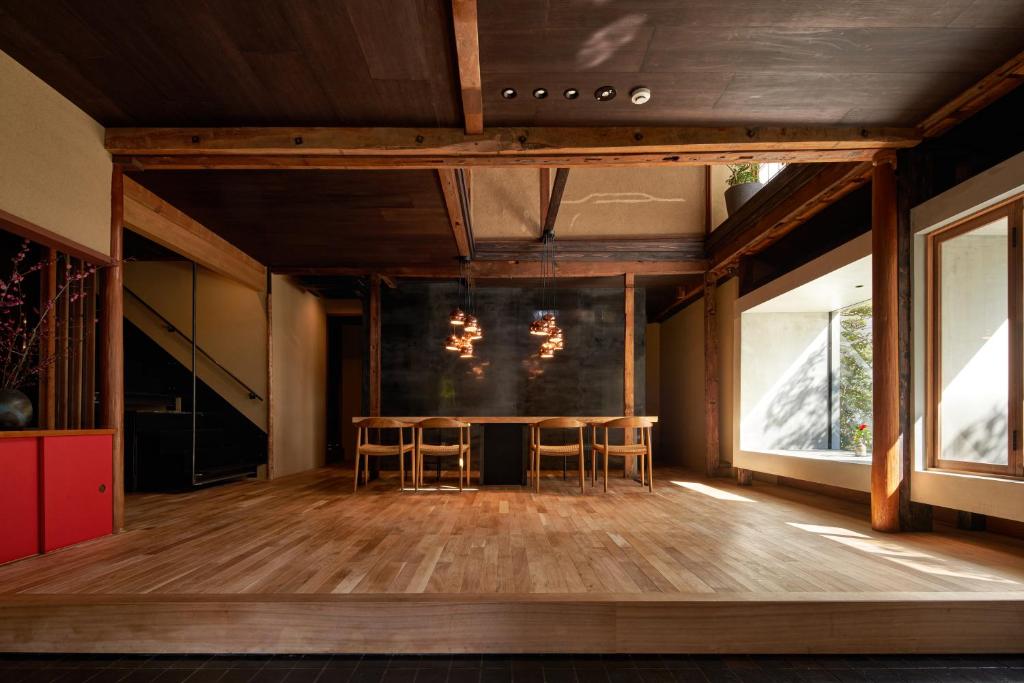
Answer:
871, 151, 901, 533
275, 259, 707, 279
123, 178, 267, 291
539, 168, 550, 228
542, 169, 569, 238
100, 166, 125, 532
106, 126, 919, 169
451, 0, 483, 135
708, 162, 872, 275
704, 272, 720, 478
437, 169, 473, 258
475, 236, 705, 262
920, 50, 1024, 138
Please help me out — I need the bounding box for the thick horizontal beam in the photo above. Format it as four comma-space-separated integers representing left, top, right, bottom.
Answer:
920, 49, 1024, 138
707, 162, 872, 275
475, 236, 705, 262
123, 177, 267, 291
106, 126, 919, 168
274, 259, 707, 279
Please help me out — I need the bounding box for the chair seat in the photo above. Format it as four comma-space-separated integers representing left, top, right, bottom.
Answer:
592, 443, 648, 454
535, 443, 582, 455
358, 443, 415, 456
418, 443, 466, 455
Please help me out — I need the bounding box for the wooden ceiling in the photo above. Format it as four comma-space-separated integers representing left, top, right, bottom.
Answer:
477, 0, 1024, 127
0, 1, 461, 126
125, 170, 457, 270
2, 1, 1021, 130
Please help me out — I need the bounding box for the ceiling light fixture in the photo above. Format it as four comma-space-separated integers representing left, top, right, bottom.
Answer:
594, 86, 616, 101
501, 87, 517, 99
533, 88, 548, 99
528, 233, 566, 357
563, 88, 579, 100
444, 259, 484, 358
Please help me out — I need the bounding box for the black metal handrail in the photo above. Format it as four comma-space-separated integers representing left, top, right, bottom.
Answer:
124, 286, 264, 402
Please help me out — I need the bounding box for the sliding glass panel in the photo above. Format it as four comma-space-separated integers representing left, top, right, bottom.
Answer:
938, 216, 1009, 468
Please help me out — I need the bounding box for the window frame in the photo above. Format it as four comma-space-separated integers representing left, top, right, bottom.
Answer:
925, 199, 1024, 477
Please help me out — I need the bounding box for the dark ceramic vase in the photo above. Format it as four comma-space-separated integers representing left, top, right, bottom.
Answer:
0, 388, 33, 428
724, 181, 764, 216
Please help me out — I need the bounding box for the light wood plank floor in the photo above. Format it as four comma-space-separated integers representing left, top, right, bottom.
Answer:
2, 466, 1023, 596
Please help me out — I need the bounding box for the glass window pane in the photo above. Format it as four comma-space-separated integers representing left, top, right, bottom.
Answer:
939, 217, 1009, 466
837, 301, 872, 451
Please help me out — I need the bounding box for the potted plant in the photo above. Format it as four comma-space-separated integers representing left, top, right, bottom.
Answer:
0, 240, 97, 428
724, 163, 763, 216
852, 422, 871, 456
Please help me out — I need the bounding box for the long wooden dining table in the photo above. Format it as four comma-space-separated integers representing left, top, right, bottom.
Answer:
351, 416, 658, 485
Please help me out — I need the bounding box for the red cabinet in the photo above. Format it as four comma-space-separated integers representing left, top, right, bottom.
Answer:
0, 438, 39, 564
40, 435, 113, 552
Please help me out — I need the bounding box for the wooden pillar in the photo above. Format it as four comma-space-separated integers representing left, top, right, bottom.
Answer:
38, 249, 58, 429
369, 274, 382, 416
266, 271, 274, 480
704, 273, 720, 477
100, 166, 125, 532
736, 468, 752, 486
871, 150, 902, 533
624, 273, 636, 472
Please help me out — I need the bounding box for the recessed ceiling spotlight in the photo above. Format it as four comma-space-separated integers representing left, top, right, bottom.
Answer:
501, 87, 517, 99
563, 88, 579, 100
533, 87, 548, 99
630, 86, 651, 105
594, 86, 616, 101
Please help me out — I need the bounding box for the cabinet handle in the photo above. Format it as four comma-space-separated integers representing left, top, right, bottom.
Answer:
98, 484, 106, 493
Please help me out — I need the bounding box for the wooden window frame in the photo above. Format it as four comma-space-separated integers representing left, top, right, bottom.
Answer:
925, 198, 1024, 477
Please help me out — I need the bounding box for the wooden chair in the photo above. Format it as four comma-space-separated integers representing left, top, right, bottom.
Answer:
415, 418, 471, 491
592, 417, 654, 493
353, 418, 414, 492
529, 418, 586, 494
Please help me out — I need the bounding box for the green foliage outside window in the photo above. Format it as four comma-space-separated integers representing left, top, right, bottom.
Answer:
837, 302, 873, 450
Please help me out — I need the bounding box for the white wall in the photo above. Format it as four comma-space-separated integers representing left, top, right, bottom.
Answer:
271, 275, 328, 478
0, 49, 111, 257
740, 312, 830, 451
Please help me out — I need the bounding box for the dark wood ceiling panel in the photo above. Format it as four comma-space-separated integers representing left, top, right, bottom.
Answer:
478, 0, 1024, 127
124, 170, 458, 270
0, 0, 461, 127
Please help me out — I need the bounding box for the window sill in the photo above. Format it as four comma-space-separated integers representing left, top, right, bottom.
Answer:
753, 449, 871, 465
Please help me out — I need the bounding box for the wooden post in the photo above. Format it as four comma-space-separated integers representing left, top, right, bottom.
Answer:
100, 166, 125, 532
704, 273, 720, 477
871, 150, 902, 533
624, 273, 636, 473
736, 468, 753, 486
369, 274, 381, 417
266, 271, 274, 480
38, 249, 58, 429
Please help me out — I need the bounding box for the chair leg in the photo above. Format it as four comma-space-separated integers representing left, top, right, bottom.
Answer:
459, 454, 464, 492
364, 454, 370, 485
591, 450, 596, 486
400, 451, 406, 491
536, 451, 541, 493
639, 454, 645, 487
578, 446, 584, 494
604, 451, 609, 493
353, 450, 360, 493
647, 446, 654, 492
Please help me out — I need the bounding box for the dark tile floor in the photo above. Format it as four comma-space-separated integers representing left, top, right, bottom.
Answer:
2, 655, 1024, 683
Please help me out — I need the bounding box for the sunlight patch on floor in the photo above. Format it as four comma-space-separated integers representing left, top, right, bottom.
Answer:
671, 481, 755, 502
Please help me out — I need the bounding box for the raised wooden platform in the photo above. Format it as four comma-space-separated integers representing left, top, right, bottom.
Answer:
2, 466, 1023, 654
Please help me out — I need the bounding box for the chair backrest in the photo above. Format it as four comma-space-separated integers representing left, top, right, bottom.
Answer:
416, 417, 471, 429
602, 416, 653, 430
534, 417, 586, 430
356, 417, 410, 430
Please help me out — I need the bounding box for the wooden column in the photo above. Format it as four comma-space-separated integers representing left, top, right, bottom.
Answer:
623, 273, 637, 474
100, 166, 125, 532
38, 249, 58, 429
369, 274, 382, 416
266, 271, 275, 480
871, 150, 902, 532
704, 273, 720, 477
